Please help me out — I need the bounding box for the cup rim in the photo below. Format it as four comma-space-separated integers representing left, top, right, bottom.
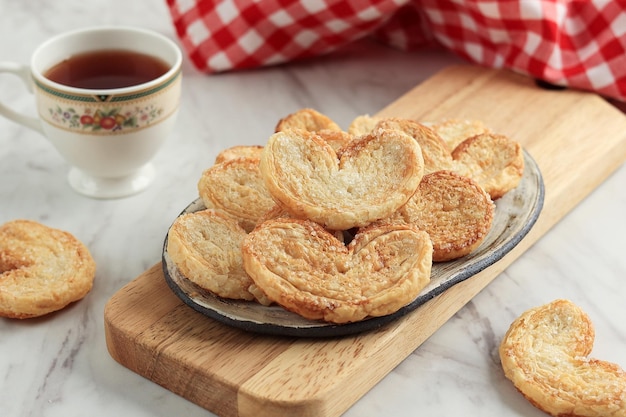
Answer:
31, 26, 183, 96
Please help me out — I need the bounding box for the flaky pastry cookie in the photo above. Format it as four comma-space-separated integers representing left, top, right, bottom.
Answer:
275, 108, 342, 133
276, 108, 352, 152
242, 218, 433, 323
347, 114, 381, 136
315, 129, 353, 153
0, 219, 96, 319
167, 209, 263, 302
500, 299, 626, 417
375, 118, 455, 174
214, 145, 264, 164
257, 203, 347, 243
259, 127, 424, 230
453, 133, 524, 200
198, 157, 276, 232
381, 170, 494, 262
429, 119, 491, 152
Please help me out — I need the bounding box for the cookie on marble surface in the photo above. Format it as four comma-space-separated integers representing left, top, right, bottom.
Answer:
499, 299, 626, 417
0, 219, 96, 319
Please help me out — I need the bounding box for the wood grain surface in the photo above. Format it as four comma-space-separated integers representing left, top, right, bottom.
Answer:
104, 65, 626, 417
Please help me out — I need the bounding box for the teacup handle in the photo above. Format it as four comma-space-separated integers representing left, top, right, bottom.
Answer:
0, 62, 44, 135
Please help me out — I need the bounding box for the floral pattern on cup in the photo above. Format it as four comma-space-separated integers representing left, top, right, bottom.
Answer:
48, 104, 164, 132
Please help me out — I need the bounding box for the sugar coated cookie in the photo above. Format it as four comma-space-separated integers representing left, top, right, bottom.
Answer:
500, 299, 626, 417
0, 219, 96, 319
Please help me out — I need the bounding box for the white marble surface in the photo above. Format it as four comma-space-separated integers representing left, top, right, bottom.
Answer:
1, 1, 625, 416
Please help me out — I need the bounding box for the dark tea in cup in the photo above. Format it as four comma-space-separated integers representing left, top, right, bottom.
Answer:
44, 49, 170, 89
0, 26, 182, 198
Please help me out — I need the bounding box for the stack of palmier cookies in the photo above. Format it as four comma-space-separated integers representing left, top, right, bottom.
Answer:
167, 108, 524, 324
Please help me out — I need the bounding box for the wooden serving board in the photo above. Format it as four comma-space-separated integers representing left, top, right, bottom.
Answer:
104, 65, 626, 417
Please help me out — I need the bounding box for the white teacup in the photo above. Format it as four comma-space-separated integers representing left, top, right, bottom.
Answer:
0, 26, 182, 198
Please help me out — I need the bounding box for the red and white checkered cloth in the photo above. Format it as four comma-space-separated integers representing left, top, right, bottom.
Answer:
167, 0, 626, 102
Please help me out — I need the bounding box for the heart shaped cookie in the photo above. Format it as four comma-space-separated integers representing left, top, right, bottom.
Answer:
500, 299, 626, 417
241, 218, 433, 323
259, 127, 424, 230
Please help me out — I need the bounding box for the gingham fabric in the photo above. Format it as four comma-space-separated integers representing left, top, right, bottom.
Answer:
167, 0, 626, 101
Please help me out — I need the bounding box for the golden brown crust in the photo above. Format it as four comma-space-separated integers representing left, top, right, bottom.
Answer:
452, 133, 524, 200
375, 118, 455, 174
275, 108, 342, 133
316, 129, 353, 153
381, 170, 494, 262
214, 145, 264, 164
242, 218, 432, 323
275, 108, 352, 152
0, 219, 96, 319
347, 114, 381, 136
257, 203, 347, 242
259, 128, 424, 230
197, 157, 276, 233
430, 119, 491, 152
166, 209, 258, 301
500, 299, 626, 417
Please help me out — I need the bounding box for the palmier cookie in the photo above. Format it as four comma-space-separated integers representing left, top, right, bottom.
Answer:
198, 157, 276, 233
260, 127, 424, 230
348, 114, 382, 136
0, 219, 96, 319
452, 133, 524, 200
347, 114, 381, 136
499, 299, 626, 417
214, 145, 264, 164
429, 119, 490, 152
257, 204, 347, 243
315, 129, 353, 153
275, 108, 351, 152
167, 209, 261, 302
242, 218, 433, 323
375, 118, 455, 174
275, 108, 342, 133
386, 170, 494, 262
